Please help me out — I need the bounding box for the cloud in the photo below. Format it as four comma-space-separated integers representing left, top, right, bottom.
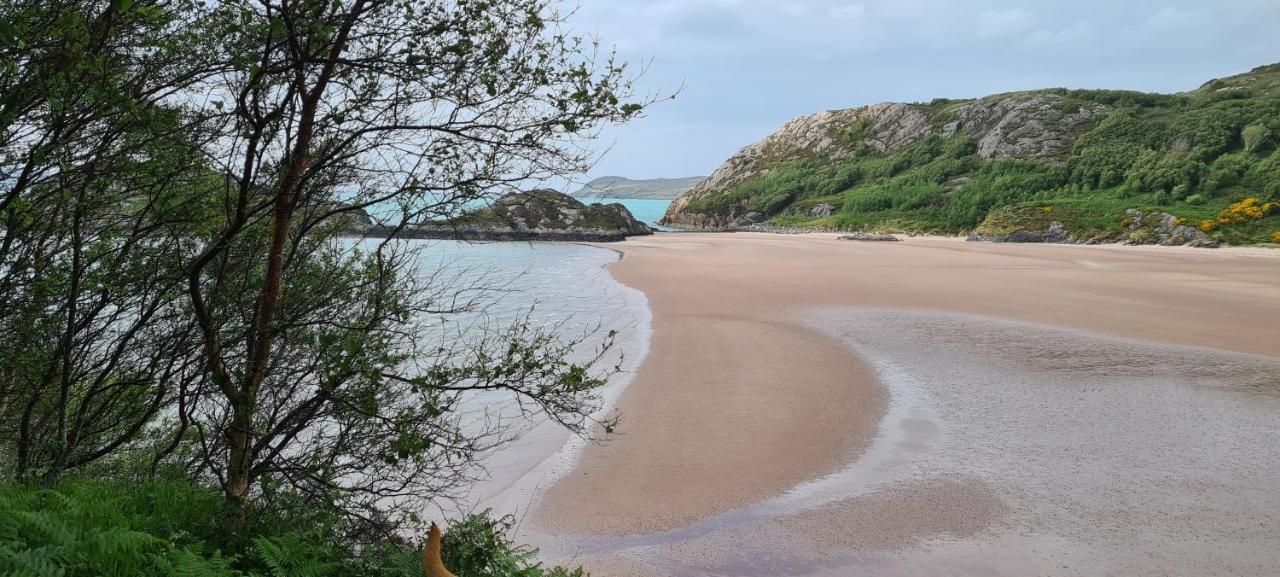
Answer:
1140, 6, 1212, 33
830, 3, 866, 19
977, 8, 1034, 38
777, 2, 810, 16
1023, 20, 1097, 47
561, 0, 1280, 181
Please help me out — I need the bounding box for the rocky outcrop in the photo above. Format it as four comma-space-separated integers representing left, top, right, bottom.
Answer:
663, 103, 934, 228
489, 189, 651, 236
358, 189, 652, 242
1120, 210, 1220, 248
944, 94, 1103, 160
967, 206, 1219, 248
838, 232, 901, 242
968, 220, 1074, 244
809, 203, 837, 218
663, 92, 1107, 229
325, 201, 374, 231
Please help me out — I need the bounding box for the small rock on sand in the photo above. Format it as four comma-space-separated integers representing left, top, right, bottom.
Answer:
838, 232, 901, 242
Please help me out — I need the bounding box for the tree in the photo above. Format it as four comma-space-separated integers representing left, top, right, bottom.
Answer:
0, 0, 218, 480
171, 0, 654, 536
1243, 123, 1271, 153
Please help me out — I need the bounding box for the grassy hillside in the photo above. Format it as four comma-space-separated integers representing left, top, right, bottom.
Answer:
572, 176, 704, 200
669, 64, 1280, 245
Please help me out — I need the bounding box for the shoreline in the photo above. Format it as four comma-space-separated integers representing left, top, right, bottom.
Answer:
657, 228, 1280, 257
525, 232, 1280, 575
532, 313, 886, 536
411, 240, 654, 525
607, 232, 1280, 355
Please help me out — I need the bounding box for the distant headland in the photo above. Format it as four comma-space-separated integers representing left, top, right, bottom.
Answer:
572, 176, 706, 200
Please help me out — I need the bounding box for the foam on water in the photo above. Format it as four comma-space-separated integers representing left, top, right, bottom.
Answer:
349, 238, 652, 522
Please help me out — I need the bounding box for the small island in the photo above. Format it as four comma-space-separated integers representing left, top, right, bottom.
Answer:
359, 189, 653, 242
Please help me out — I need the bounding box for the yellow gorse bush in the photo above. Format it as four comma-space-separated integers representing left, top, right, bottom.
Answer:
1216, 198, 1280, 225
1272, 230, 1280, 243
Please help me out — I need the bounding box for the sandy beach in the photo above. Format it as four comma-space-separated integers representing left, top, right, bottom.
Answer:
526, 233, 1280, 576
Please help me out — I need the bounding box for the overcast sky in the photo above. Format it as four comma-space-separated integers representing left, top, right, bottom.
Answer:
562, 0, 1280, 183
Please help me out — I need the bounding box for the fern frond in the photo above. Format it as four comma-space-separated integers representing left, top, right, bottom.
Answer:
11, 511, 77, 549
0, 546, 70, 577
252, 535, 342, 577
154, 546, 242, 577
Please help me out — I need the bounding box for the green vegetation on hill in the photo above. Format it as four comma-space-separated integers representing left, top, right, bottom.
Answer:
675, 64, 1280, 245
440, 189, 652, 239
572, 176, 704, 200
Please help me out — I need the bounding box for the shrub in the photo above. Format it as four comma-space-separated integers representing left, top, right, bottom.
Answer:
0, 478, 581, 577
1216, 197, 1278, 225
1243, 123, 1271, 152
442, 512, 585, 577
1128, 229, 1156, 244
1205, 154, 1251, 191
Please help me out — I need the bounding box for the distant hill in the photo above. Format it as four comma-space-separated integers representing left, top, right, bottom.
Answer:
572, 176, 706, 200
664, 62, 1280, 246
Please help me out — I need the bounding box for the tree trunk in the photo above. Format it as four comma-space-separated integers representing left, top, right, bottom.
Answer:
224, 399, 254, 537
216, 0, 361, 539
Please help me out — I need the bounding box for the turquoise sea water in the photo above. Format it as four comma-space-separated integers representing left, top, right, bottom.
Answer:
348, 238, 651, 520
580, 197, 673, 231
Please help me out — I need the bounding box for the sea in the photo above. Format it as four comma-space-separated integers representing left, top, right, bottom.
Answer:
583, 197, 675, 231
375, 197, 671, 521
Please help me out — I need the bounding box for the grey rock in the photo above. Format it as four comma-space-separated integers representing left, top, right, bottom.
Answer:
742, 224, 825, 235
663, 103, 934, 228
944, 94, 1104, 160
809, 203, 837, 218
357, 189, 652, 242
969, 220, 1074, 244
1123, 209, 1219, 248
838, 232, 901, 242
490, 189, 651, 236
663, 92, 1109, 229
732, 212, 766, 227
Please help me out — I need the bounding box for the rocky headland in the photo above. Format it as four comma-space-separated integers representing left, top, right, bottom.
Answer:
356, 189, 653, 242
662, 63, 1280, 247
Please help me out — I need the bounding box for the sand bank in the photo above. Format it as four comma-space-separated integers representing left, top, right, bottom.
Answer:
527, 234, 1280, 576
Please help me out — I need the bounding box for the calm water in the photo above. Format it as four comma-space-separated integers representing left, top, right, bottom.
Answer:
350, 238, 652, 519
581, 197, 673, 231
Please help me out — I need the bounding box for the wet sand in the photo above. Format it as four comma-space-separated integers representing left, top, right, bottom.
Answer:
534, 315, 884, 535
527, 234, 1280, 576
